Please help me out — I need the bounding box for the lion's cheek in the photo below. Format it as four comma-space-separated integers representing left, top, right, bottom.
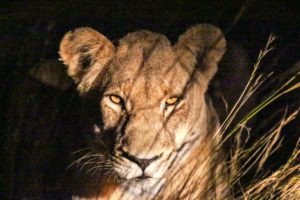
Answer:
145, 155, 175, 178
166, 106, 190, 147
173, 125, 191, 148
101, 106, 122, 129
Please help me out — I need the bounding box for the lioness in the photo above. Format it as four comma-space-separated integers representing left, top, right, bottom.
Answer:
60, 24, 228, 199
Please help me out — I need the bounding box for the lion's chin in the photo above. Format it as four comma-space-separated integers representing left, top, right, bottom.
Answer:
122, 177, 165, 196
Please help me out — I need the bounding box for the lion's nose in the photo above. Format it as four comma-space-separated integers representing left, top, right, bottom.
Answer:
121, 150, 162, 171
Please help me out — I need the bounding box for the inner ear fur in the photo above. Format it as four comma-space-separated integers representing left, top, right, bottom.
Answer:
176, 24, 226, 82
59, 27, 115, 93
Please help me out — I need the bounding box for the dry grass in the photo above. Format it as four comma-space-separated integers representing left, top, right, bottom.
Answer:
221, 35, 300, 199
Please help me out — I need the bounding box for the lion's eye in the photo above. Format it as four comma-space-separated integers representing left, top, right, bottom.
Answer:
109, 95, 122, 104
166, 97, 179, 106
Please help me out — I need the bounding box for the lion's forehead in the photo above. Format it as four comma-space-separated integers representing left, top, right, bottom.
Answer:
108, 64, 191, 107
108, 72, 174, 107
105, 36, 192, 106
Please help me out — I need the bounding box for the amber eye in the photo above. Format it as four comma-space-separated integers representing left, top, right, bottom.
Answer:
109, 95, 122, 104
166, 97, 179, 106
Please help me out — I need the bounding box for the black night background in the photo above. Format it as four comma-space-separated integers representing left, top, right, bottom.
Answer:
0, 1, 299, 199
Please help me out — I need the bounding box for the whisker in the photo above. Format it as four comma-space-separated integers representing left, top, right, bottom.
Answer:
71, 147, 93, 155
68, 151, 110, 170
79, 157, 111, 172
77, 157, 103, 170
85, 164, 112, 175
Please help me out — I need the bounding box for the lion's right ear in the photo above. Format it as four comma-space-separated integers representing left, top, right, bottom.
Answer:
175, 24, 226, 82
59, 27, 115, 93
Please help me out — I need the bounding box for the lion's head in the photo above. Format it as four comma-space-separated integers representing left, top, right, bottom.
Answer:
60, 24, 226, 197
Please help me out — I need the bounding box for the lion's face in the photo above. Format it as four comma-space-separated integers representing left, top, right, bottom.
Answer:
59, 25, 226, 195
100, 41, 207, 193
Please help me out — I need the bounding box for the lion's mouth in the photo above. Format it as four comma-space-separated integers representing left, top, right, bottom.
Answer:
122, 174, 161, 182
135, 174, 152, 180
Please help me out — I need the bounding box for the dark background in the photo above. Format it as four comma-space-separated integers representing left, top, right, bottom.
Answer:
1, 0, 299, 199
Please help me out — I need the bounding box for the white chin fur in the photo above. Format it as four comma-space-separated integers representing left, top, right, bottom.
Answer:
122, 178, 165, 196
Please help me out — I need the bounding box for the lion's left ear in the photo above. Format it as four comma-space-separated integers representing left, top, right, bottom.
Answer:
175, 24, 226, 81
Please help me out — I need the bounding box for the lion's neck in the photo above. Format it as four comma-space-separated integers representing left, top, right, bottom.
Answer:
159, 135, 224, 199
156, 102, 227, 199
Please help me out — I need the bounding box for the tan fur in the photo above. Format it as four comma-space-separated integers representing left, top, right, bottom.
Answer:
59, 24, 228, 200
